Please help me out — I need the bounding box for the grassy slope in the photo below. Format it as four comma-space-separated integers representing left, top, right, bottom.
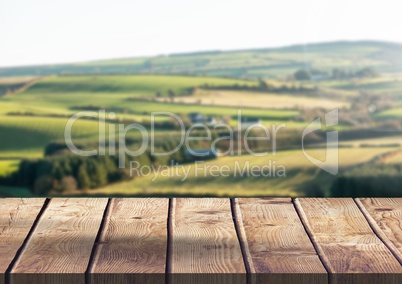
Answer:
0, 160, 19, 176
5, 75, 268, 114
381, 149, 402, 164
0, 160, 30, 197
79, 147, 395, 197
23, 75, 257, 96
2, 41, 402, 78
113, 100, 298, 119
169, 89, 349, 110
0, 41, 401, 197
3, 146, 399, 197
0, 116, 105, 158
0, 186, 33, 197
376, 108, 402, 119
0, 74, 299, 162
77, 41, 402, 78
322, 76, 402, 122
2, 72, 401, 163
323, 77, 402, 97
0, 76, 38, 96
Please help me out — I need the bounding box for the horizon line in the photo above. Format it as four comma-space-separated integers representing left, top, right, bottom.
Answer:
1, 39, 401, 70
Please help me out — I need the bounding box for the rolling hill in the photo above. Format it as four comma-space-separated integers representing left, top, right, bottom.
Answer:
1, 40, 402, 197
1, 41, 402, 79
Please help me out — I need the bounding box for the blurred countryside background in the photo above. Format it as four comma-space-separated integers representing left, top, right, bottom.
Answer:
1, 0, 402, 197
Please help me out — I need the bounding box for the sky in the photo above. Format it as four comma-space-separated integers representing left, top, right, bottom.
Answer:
0, 0, 400, 67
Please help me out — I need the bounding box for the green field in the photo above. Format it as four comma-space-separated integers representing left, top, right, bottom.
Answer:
76, 147, 394, 197
0, 76, 37, 96
322, 77, 402, 97
115, 100, 298, 119
168, 89, 349, 110
0, 185, 33, 197
380, 150, 402, 164
0, 74, 301, 161
1, 72, 401, 179
0, 115, 109, 158
1, 40, 402, 197
4, 75, 291, 118
376, 108, 402, 120
0, 74, 301, 163
23, 75, 257, 96
0, 160, 19, 176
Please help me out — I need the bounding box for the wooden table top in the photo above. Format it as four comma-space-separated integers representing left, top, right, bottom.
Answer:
1, 198, 402, 284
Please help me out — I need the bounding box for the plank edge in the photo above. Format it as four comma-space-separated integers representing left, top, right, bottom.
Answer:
86, 198, 112, 274
354, 198, 402, 265
231, 198, 256, 274
7, 198, 49, 275
166, 198, 175, 274
293, 198, 334, 274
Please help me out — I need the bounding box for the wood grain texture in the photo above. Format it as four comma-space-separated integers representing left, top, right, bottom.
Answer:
89, 198, 169, 284
234, 198, 327, 284
357, 198, 402, 264
10, 198, 108, 284
295, 198, 402, 284
0, 198, 45, 284
168, 198, 246, 284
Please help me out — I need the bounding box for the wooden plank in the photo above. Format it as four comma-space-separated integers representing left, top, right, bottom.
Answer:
10, 198, 108, 284
168, 198, 246, 284
295, 198, 402, 284
0, 198, 46, 284
89, 198, 169, 284
234, 198, 327, 284
357, 198, 402, 264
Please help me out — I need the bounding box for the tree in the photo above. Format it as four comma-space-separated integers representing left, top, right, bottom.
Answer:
44, 142, 68, 156
168, 89, 176, 102
94, 162, 108, 187
77, 165, 91, 189
355, 67, 379, 78
143, 60, 153, 69
294, 69, 311, 81
52, 162, 64, 180
258, 78, 270, 90
60, 176, 78, 192
86, 158, 108, 188
332, 68, 346, 79
33, 175, 53, 196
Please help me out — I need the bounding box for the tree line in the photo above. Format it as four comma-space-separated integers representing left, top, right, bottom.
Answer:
330, 163, 402, 197
0, 136, 215, 195
201, 80, 316, 94
293, 67, 379, 81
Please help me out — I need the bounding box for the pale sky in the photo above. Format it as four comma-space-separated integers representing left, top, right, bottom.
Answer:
0, 0, 400, 67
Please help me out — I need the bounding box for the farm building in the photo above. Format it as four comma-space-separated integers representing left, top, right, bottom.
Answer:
184, 148, 219, 160
240, 118, 262, 128
188, 112, 217, 125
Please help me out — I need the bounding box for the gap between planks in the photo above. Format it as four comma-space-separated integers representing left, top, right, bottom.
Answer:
6, 197, 402, 284
5, 199, 50, 273
293, 198, 333, 274
3, 198, 336, 281
3, 199, 50, 284
234, 198, 327, 284
8, 198, 109, 284
231, 199, 254, 275
355, 198, 402, 265
294, 198, 402, 284
85, 198, 112, 279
